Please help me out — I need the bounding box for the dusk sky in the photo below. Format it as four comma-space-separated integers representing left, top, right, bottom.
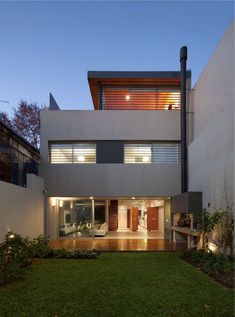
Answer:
0, 1, 234, 113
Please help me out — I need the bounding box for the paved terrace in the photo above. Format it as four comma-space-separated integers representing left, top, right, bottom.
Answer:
49, 239, 187, 251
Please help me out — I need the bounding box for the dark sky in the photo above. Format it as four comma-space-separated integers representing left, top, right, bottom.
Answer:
0, 1, 233, 113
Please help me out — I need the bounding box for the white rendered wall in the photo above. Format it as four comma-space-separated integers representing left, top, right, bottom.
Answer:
188, 20, 234, 209
0, 174, 45, 241
117, 204, 128, 230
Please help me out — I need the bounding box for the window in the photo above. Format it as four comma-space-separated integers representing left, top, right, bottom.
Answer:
100, 86, 181, 110
152, 143, 180, 163
49, 143, 96, 164
124, 143, 180, 164
124, 144, 152, 164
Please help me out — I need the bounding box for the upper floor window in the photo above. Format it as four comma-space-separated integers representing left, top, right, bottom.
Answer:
49, 143, 96, 164
100, 86, 181, 110
49, 142, 179, 164
124, 143, 180, 164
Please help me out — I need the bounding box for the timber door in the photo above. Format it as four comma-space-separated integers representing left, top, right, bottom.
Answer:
132, 207, 138, 231
147, 207, 158, 231
109, 200, 118, 231
127, 209, 131, 228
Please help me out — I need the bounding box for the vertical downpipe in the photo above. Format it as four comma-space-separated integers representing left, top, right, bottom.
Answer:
180, 46, 188, 193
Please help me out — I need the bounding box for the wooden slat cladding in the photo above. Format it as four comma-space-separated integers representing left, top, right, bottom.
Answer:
100, 86, 181, 110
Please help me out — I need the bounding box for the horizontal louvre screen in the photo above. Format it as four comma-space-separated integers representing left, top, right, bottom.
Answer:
152, 143, 180, 163
49, 143, 96, 164
101, 86, 181, 110
124, 144, 152, 163
124, 143, 180, 164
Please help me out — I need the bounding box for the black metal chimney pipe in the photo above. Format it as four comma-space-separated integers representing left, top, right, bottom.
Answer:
180, 46, 188, 193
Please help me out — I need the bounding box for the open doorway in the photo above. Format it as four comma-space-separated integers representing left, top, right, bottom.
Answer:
108, 199, 165, 238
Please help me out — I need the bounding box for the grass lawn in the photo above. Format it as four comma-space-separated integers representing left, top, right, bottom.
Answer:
0, 252, 234, 317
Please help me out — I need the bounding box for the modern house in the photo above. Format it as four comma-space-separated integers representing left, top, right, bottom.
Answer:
40, 70, 193, 240
40, 19, 234, 242
0, 19, 233, 246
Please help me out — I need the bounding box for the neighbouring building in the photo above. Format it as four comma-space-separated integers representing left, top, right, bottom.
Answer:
0, 119, 44, 240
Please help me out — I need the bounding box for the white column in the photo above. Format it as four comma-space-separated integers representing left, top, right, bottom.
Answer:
105, 200, 109, 224
91, 199, 95, 239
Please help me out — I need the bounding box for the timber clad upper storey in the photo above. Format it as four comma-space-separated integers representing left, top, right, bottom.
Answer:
88, 71, 191, 110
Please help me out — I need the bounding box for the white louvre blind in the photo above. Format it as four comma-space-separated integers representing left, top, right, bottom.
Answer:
124, 143, 180, 164
152, 143, 180, 163
124, 144, 152, 163
49, 143, 96, 164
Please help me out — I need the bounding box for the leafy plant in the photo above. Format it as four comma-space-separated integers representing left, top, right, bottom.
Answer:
0, 233, 99, 287
182, 250, 234, 275
53, 249, 99, 259
0, 234, 32, 286
217, 210, 234, 257
30, 235, 54, 258
195, 208, 224, 251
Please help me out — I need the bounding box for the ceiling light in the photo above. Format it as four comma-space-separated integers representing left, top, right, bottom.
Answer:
126, 95, 130, 100
78, 156, 85, 162
142, 156, 150, 162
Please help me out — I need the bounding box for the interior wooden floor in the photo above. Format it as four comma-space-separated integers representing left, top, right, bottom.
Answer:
49, 239, 187, 251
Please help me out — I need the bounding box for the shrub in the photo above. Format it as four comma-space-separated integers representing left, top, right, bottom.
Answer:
0, 233, 99, 287
30, 235, 54, 258
53, 249, 99, 259
182, 250, 234, 275
195, 209, 224, 251
0, 234, 31, 287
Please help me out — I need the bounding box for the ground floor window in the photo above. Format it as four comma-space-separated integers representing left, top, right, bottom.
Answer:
58, 200, 105, 237
51, 198, 168, 239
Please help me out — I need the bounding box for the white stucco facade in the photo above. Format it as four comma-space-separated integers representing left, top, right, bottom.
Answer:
0, 174, 45, 241
188, 19, 234, 209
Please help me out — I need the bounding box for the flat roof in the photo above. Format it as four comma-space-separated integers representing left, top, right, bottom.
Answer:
88, 70, 190, 79
88, 70, 191, 109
